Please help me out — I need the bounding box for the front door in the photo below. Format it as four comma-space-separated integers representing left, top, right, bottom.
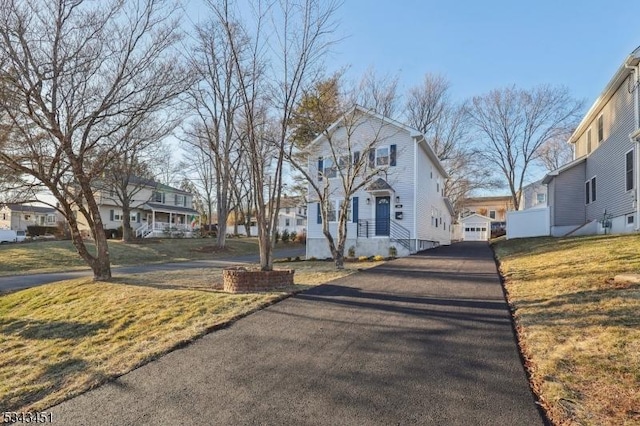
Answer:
375, 196, 391, 236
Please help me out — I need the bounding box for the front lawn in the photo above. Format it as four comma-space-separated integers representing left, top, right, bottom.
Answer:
493, 235, 640, 426
0, 260, 381, 412
0, 238, 264, 276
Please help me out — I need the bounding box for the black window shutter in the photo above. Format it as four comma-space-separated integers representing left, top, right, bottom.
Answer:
353, 151, 360, 165
352, 197, 359, 223
137, 212, 141, 223
110, 209, 114, 221
368, 149, 375, 168
390, 144, 397, 166
317, 203, 322, 224
318, 158, 323, 181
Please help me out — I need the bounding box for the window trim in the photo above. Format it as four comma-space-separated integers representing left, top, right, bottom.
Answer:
587, 128, 592, 154
626, 149, 634, 192
585, 179, 591, 205
626, 214, 635, 226
489, 210, 496, 220
586, 175, 597, 204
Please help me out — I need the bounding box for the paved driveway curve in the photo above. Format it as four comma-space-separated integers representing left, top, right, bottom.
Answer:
50, 241, 544, 425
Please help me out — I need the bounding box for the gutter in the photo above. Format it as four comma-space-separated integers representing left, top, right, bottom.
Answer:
627, 61, 640, 231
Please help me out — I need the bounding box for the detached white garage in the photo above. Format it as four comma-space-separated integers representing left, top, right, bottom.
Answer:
460, 213, 492, 241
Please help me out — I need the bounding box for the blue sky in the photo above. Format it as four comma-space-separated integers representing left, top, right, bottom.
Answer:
329, 0, 640, 105
184, 0, 640, 107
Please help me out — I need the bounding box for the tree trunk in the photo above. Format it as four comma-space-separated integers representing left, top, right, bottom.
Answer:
216, 204, 227, 248
258, 225, 272, 271
122, 205, 132, 242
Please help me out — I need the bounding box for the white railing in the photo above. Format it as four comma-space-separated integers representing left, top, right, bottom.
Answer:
152, 222, 191, 231
135, 223, 150, 238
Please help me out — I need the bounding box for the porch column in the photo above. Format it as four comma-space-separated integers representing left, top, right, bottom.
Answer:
169, 212, 173, 227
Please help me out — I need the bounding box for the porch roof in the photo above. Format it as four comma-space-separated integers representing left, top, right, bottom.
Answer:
365, 178, 395, 192
143, 202, 199, 215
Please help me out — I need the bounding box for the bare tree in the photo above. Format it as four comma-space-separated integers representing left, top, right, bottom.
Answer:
0, 0, 191, 280
467, 85, 583, 210
101, 119, 180, 243
179, 135, 217, 234
351, 67, 400, 119
185, 14, 246, 248
405, 73, 450, 136
536, 132, 575, 172
207, 0, 341, 271
404, 74, 499, 214
287, 106, 400, 269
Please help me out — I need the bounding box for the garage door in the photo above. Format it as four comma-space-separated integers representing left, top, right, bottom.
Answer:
464, 223, 488, 241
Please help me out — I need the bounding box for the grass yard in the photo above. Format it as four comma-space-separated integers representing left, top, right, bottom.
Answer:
0, 238, 265, 276
0, 260, 381, 412
493, 234, 640, 426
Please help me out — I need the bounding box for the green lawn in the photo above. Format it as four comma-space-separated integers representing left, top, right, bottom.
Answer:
0, 238, 266, 276
493, 234, 640, 426
0, 260, 382, 412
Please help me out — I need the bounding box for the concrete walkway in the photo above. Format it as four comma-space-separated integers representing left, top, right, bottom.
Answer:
0, 245, 306, 292
50, 241, 544, 425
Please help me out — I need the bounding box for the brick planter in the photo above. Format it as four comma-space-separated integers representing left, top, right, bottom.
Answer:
222, 267, 295, 293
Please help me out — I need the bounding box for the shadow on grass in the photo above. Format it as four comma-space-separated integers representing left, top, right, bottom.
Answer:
0, 357, 113, 412
513, 287, 640, 328
0, 318, 110, 339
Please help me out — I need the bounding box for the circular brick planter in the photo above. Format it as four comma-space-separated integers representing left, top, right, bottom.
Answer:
222, 267, 295, 293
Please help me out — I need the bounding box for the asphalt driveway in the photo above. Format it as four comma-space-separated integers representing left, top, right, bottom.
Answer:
49, 241, 544, 425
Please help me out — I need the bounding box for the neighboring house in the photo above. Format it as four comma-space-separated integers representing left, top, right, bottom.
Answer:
0, 204, 59, 232
76, 178, 200, 238
234, 197, 307, 237
519, 179, 547, 210
459, 196, 514, 221
306, 106, 453, 259
277, 196, 307, 236
543, 46, 640, 236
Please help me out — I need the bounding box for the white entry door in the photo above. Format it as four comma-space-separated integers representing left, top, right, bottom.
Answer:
464, 223, 488, 241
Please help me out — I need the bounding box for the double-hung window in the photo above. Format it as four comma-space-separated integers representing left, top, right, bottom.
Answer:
323, 158, 337, 178
376, 147, 389, 166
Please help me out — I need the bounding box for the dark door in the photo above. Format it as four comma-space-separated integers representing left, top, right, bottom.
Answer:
375, 196, 391, 236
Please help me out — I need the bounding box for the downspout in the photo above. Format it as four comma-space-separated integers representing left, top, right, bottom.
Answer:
626, 61, 640, 230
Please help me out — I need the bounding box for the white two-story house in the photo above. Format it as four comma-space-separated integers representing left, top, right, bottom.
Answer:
77, 177, 200, 238
305, 106, 453, 259
543, 45, 640, 236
